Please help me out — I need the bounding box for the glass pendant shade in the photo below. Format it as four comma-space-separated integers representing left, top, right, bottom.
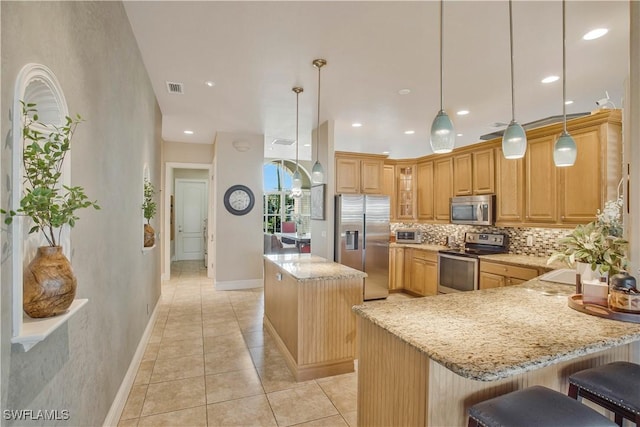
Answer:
429, 110, 455, 154
553, 131, 577, 167
311, 161, 324, 184
291, 169, 303, 198
502, 121, 527, 159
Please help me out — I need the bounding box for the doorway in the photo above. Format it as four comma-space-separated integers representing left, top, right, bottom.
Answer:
164, 163, 212, 280
175, 179, 207, 261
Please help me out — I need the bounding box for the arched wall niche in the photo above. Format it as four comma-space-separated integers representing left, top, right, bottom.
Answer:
11, 63, 73, 344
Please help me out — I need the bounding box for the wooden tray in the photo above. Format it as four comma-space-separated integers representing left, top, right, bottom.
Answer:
568, 294, 640, 324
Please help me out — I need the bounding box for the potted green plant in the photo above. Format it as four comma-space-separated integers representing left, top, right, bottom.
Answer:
3, 102, 99, 318
548, 197, 627, 278
142, 178, 157, 247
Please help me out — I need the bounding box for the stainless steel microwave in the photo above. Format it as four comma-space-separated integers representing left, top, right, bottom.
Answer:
450, 195, 495, 226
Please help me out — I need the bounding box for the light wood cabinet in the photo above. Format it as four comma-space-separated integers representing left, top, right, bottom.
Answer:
396, 163, 416, 220
434, 157, 453, 221
405, 249, 437, 297
525, 134, 558, 224
453, 154, 473, 196
495, 147, 524, 224
453, 149, 494, 196
473, 148, 495, 194
417, 161, 434, 220
558, 122, 620, 224
389, 247, 404, 291
382, 164, 397, 220
479, 260, 539, 290
335, 152, 385, 194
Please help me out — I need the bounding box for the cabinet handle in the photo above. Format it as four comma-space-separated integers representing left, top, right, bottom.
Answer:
561, 216, 565, 220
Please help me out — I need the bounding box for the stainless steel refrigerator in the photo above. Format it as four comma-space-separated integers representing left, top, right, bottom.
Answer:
335, 194, 390, 300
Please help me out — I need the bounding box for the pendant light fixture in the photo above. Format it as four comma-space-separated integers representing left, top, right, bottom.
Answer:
430, 0, 455, 154
291, 86, 304, 198
553, 0, 577, 167
502, 0, 527, 159
311, 59, 327, 184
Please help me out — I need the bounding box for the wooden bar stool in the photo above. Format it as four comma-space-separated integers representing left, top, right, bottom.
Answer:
468, 385, 618, 427
569, 361, 640, 426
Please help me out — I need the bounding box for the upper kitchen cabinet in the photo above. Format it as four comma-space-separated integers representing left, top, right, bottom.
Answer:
558, 112, 622, 224
382, 164, 397, 220
453, 149, 494, 196
335, 152, 386, 194
453, 154, 472, 196
521, 109, 622, 227
417, 160, 434, 220
525, 134, 558, 224
472, 149, 495, 194
434, 157, 453, 221
495, 147, 524, 225
396, 162, 416, 220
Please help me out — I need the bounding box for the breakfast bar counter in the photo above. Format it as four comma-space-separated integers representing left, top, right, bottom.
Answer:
353, 280, 640, 426
263, 254, 366, 381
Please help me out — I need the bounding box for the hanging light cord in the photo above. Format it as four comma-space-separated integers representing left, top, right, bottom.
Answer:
509, 0, 515, 121
439, 0, 444, 111
562, 0, 567, 133
316, 64, 321, 162
295, 89, 300, 171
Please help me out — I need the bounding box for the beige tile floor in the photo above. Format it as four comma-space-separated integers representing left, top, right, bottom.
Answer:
119, 260, 413, 427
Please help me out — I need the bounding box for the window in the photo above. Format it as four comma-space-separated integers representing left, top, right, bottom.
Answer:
263, 160, 310, 234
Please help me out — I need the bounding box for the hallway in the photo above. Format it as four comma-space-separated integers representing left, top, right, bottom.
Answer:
118, 261, 357, 426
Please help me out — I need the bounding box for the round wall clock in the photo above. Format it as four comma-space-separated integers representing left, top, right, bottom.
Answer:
223, 185, 255, 216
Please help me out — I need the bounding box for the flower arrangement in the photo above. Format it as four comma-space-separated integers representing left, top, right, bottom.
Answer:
548, 196, 627, 274
142, 178, 157, 225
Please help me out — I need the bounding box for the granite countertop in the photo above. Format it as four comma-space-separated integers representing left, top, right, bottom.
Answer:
479, 253, 566, 270
353, 280, 640, 381
390, 242, 448, 251
264, 254, 367, 282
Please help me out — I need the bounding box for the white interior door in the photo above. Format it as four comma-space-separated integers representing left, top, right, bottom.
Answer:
176, 179, 207, 260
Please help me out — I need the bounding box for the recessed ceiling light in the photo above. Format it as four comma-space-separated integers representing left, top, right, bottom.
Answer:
352, 123, 363, 127
541, 75, 559, 84
184, 130, 194, 135
404, 130, 415, 135
382, 151, 390, 154
583, 28, 608, 41
565, 100, 574, 105
304, 144, 311, 147
456, 133, 463, 137
398, 89, 411, 95
205, 81, 215, 87
456, 110, 469, 116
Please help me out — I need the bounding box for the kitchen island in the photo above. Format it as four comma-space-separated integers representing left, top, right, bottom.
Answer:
353, 279, 640, 426
263, 254, 366, 381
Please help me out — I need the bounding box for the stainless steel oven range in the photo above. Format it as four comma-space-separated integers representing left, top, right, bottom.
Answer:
437, 232, 508, 293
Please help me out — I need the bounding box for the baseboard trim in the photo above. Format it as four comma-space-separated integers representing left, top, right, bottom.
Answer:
102, 302, 159, 427
215, 278, 263, 291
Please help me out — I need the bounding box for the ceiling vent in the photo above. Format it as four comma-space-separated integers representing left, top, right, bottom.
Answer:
480, 112, 590, 140
271, 138, 295, 146
166, 81, 184, 94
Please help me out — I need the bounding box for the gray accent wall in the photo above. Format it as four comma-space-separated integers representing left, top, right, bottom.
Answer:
1, 2, 162, 425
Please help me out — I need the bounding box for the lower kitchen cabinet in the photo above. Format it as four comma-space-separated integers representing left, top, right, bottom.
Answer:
405, 249, 438, 297
479, 261, 539, 290
389, 247, 404, 291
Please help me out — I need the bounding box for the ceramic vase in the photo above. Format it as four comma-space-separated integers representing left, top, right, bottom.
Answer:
144, 224, 155, 247
23, 246, 77, 318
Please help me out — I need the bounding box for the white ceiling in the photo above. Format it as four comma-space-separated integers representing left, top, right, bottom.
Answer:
123, 1, 629, 160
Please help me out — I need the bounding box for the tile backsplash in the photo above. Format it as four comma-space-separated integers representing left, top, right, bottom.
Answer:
391, 222, 571, 258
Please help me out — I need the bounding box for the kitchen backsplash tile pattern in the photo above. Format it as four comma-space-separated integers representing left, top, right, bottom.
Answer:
391, 223, 571, 258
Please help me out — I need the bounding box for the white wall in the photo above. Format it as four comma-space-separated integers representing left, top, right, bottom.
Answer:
1, 2, 162, 424
628, 1, 639, 278
213, 132, 264, 289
